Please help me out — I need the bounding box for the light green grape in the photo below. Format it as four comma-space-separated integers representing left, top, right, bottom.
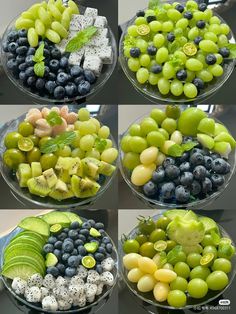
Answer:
161, 118, 177, 134
212, 258, 231, 273
78, 120, 96, 135
136, 39, 148, 53
85, 149, 100, 159
27, 27, 39, 47
176, 18, 188, 29
163, 62, 175, 79
206, 271, 229, 290
15, 18, 34, 30
35, 19, 45, 36
149, 73, 160, 85
208, 64, 223, 77
28, 3, 41, 19
78, 108, 90, 121
120, 135, 132, 153
123, 152, 140, 170
153, 34, 165, 48
218, 34, 229, 48
129, 124, 142, 136
210, 16, 221, 25
45, 29, 61, 44
71, 148, 85, 159
186, 59, 203, 72
136, 68, 149, 84
147, 131, 165, 147
48, 4, 62, 21
140, 54, 151, 67
98, 126, 110, 139
190, 266, 211, 280
167, 9, 182, 22
51, 21, 68, 38
186, 70, 195, 83
187, 278, 208, 298
68, 0, 79, 14
174, 51, 187, 64
183, 83, 198, 98
204, 8, 213, 21
199, 40, 218, 53
209, 24, 221, 35
129, 136, 148, 153
193, 11, 205, 21
186, 253, 201, 268
140, 117, 158, 135
127, 25, 138, 37
156, 47, 169, 64
80, 135, 95, 151
149, 21, 162, 32
150, 108, 166, 125
167, 290, 187, 307
215, 53, 223, 64
162, 21, 174, 32
220, 23, 230, 35
38, 6, 52, 26
170, 79, 183, 96
174, 262, 190, 279
188, 27, 199, 40
21, 11, 35, 20
197, 69, 213, 82
170, 277, 188, 292
204, 31, 218, 42
158, 78, 170, 95
101, 148, 118, 164
178, 36, 188, 46
135, 17, 147, 26
128, 58, 141, 72
55, 0, 65, 13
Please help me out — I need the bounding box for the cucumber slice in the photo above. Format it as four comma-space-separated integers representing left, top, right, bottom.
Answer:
42, 211, 70, 227
18, 216, 50, 237
63, 212, 83, 225
3, 256, 45, 275
198, 216, 219, 234
164, 209, 188, 221
2, 262, 40, 280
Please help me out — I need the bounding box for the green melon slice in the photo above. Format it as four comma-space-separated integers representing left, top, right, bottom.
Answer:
9, 237, 43, 252
3, 256, 45, 276
12, 231, 46, 246
18, 216, 50, 237
4, 243, 41, 259
4, 248, 45, 267
63, 212, 83, 225
41, 211, 71, 227
2, 262, 40, 280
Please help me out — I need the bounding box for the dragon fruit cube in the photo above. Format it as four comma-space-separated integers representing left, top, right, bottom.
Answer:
94, 16, 107, 28
82, 16, 94, 28
83, 56, 103, 77
98, 46, 113, 64
70, 15, 84, 31
69, 49, 85, 66
84, 7, 98, 20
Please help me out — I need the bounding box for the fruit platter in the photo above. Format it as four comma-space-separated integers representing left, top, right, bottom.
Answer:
119, 0, 236, 103
0, 211, 117, 312
120, 105, 236, 208
1, 0, 117, 102
119, 210, 236, 309
0, 105, 118, 208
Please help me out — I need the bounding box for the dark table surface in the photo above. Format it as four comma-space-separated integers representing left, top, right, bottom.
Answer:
119, 209, 236, 314
0, 209, 118, 314
118, 105, 236, 210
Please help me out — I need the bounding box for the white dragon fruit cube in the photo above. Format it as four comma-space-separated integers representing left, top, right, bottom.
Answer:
94, 16, 108, 28
84, 7, 98, 20
83, 16, 94, 28
69, 49, 85, 66
56, 32, 77, 53
70, 14, 84, 31
83, 56, 103, 77
98, 28, 109, 38
98, 46, 113, 64
89, 35, 109, 47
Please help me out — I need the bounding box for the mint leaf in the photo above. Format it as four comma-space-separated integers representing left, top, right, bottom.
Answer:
33, 42, 45, 62
40, 131, 76, 154
181, 141, 198, 152
168, 144, 183, 157
167, 245, 183, 264
148, 0, 160, 9
34, 61, 45, 78
66, 26, 98, 52
227, 43, 236, 58
95, 138, 107, 153
46, 111, 63, 127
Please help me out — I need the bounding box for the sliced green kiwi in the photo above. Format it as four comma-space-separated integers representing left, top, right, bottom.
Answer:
27, 175, 51, 197
18, 216, 50, 237
43, 168, 58, 188
58, 169, 71, 183
31, 162, 42, 177
16, 163, 32, 187
98, 161, 116, 176
49, 188, 74, 201
82, 158, 99, 178
71, 175, 101, 198
55, 157, 82, 175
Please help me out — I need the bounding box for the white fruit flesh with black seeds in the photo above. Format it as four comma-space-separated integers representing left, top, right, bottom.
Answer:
42, 296, 58, 311
12, 277, 27, 295
100, 271, 114, 286
42, 274, 55, 290
24, 286, 41, 303
27, 273, 43, 287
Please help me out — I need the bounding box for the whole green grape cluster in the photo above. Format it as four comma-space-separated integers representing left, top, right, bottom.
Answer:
123, 0, 233, 99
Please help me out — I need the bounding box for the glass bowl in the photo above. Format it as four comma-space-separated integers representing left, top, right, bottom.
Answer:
0, 214, 118, 314
1, 5, 117, 103
119, 211, 236, 310
119, 111, 236, 209
0, 105, 118, 209
119, 10, 236, 104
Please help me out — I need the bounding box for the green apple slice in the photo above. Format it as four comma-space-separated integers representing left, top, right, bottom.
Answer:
197, 118, 215, 135
214, 132, 236, 149
197, 134, 215, 149
213, 141, 231, 158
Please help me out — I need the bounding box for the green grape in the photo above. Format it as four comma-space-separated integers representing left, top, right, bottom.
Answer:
186, 70, 195, 83
186, 58, 203, 72
174, 51, 187, 64
38, 6, 51, 26
27, 147, 41, 163
167, 9, 182, 22
167, 290, 187, 307
45, 29, 61, 44
40, 153, 58, 171
201, 234, 215, 247
206, 271, 229, 290
136, 39, 148, 53
80, 135, 95, 151
202, 246, 217, 259
149, 73, 160, 85
183, 83, 198, 98
156, 47, 169, 64
170, 79, 183, 96
101, 148, 118, 164
178, 36, 188, 46
190, 266, 211, 280
163, 62, 175, 79
51, 21, 68, 38
162, 21, 174, 32
196, 54, 207, 67
72, 148, 85, 158
28, 3, 41, 19
158, 78, 170, 95
129, 136, 148, 153
147, 131, 165, 148
163, 3, 172, 9
212, 258, 231, 273
186, 253, 201, 268
187, 278, 208, 298
153, 34, 165, 48
156, 216, 171, 230
98, 126, 110, 139
127, 25, 138, 36
210, 16, 221, 25
61, 9, 71, 29
21, 11, 35, 20
105, 139, 113, 149
28, 28, 39, 47
218, 34, 228, 48
128, 58, 140, 72
145, 9, 155, 17
193, 11, 205, 21
55, 145, 71, 157
129, 124, 142, 136
78, 108, 90, 121
136, 68, 149, 84
15, 18, 34, 30
68, 0, 79, 14
174, 262, 190, 279
140, 54, 151, 67
123, 152, 140, 170
204, 8, 213, 21
209, 24, 221, 35
197, 69, 213, 82
78, 120, 96, 135
90, 118, 100, 133
85, 149, 100, 160
170, 277, 188, 292
176, 18, 188, 29
208, 64, 223, 77
149, 21, 162, 32
186, 0, 198, 9
161, 118, 177, 134
150, 108, 166, 125
124, 47, 131, 58
135, 17, 147, 26
35, 19, 46, 36
140, 117, 158, 135
204, 31, 218, 42
48, 4, 62, 20
188, 27, 199, 40
55, 0, 65, 13
174, 28, 183, 37
120, 135, 132, 153
220, 23, 230, 35
199, 40, 218, 53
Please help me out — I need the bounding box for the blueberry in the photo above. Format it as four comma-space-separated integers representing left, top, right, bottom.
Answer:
62, 253, 70, 262
18, 29, 27, 37
57, 263, 65, 275
78, 80, 91, 95
152, 167, 165, 183
98, 246, 106, 254
102, 236, 111, 244
151, 64, 162, 74
7, 31, 18, 42
68, 255, 80, 267
64, 238, 74, 243
27, 76, 36, 87
54, 241, 63, 249
51, 48, 61, 59
47, 266, 59, 277
68, 229, 78, 240
94, 253, 104, 261
196, 20, 205, 29
65, 267, 77, 277
72, 248, 78, 255
8, 42, 18, 53
19, 71, 27, 82
96, 264, 103, 274
44, 81, 56, 94
17, 37, 28, 46
18, 62, 27, 71
146, 15, 156, 23
60, 56, 68, 68
25, 55, 35, 66
204, 156, 213, 170
165, 165, 180, 179
94, 222, 104, 230
202, 177, 212, 194
48, 236, 57, 244
35, 78, 45, 90
163, 157, 175, 168
143, 181, 158, 197
47, 72, 56, 81
16, 55, 25, 65
191, 180, 201, 196
74, 75, 84, 85
7, 59, 18, 71
176, 152, 190, 164
62, 241, 74, 253
106, 243, 113, 253
8, 53, 15, 60
43, 48, 50, 58
212, 158, 230, 174
70, 221, 80, 229
190, 153, 204, 166
184, 11, 193, 20
54, 86, 65, 99
176, 69, 187, 81
210, 153, 221, 160
57, 72, 69, 86
80, 229, 90, 236
77, 246, 87, 256
219, 47, 230, 58
211, 174, 225, 188
63, 228, 69, 233
82, 222, 91, 229
193, 165, 207, 181
175, 3, 185, 12
2, 42, 9, 52
53, 249, 61, 259
57, 232, 67, 241
43, 243, 54, 253
193, 78, 204, 90
199, 3, 207, 11
205, 54, 217, 65
130, 47, 141, 58
160, 182, 175, 200
191, 148, 205, 156
173, 176, 181, 186
16, 46, 28, 56
180, 172, 194, 186
147, 45, 157, 56
70, 65, 83, 77
48, 59, 59, 72
27, 47, 36, 56
64, 82, 77, 97
167, 32, 175, 42
136, 10, 145, 17
194, 36, 203, 45
78, 234, 86, 242
175, 185, 190, 203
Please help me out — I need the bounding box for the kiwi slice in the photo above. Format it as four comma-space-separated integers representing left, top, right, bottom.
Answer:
98, 161, 116, 176
82, 158, 99, 178
31, 162, 42, 177
55, 157, 82, 175
2, 262, 40, 280
71, 175, 101, 198
55, 179, 68, 192
27, 175, 51, 197
58, 169, 71, 183
42, 211, 71, 227
16, 163, 32, 187
49, 188, 74, 201
18, 216, 50, 237
43, 168, 58, 188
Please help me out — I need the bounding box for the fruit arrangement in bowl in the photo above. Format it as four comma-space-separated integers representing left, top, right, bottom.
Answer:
1, 0, 116, 102
0, 211, 117, 312
120, 210, 236, 309
120, 105, 236, 207
0, 106, 118, 208
119, 0, 236, 102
